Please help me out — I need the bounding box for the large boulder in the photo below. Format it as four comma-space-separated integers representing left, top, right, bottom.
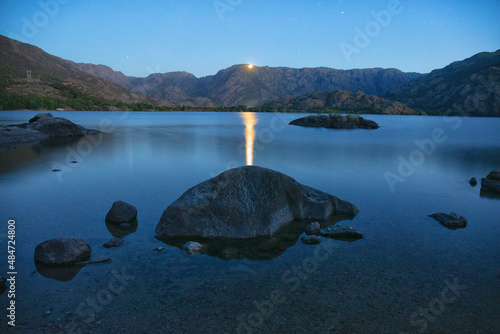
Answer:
105, 201, 138, 224
290, 114, 379, 129
23, 113, 99, 137
155, 166, 359, 240
34, 238, 91, 267
0, 113, 100, 147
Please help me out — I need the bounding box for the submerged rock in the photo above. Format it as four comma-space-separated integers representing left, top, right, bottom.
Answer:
105, 201, 138, 224
155, 166, 359, 240
305, 222, 321, 236
102, 238, 124, 248
289, 114, 379, 129
0, 113, 100, 146
429, 212, 468, 229
34, 238, 91, 267
301, 235, 322, 245
321, 225, 363, 241
469, 177, 477, 186
183, 241, 204, 255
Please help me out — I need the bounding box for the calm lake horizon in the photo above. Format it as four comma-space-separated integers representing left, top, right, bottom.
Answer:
1, 110, 499, 333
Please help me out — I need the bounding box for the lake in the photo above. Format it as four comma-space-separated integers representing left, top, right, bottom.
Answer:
1, 111, 499, 333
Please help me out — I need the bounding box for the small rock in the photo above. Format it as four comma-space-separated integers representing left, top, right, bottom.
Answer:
102, 238, 123, 248
305, 222, 321, 236
301, 235, 322, 245
34, 238, 91, 267
52, 169, 61, 172
153, 247, 165, 252
321, 225, 363, 241
182, 241, 204, 255
105, 201, 138, 224
45, 310, 51, 316
486, 170, 500, 180
70, 160, 78, 164
77, 256, 111, 265
429, 212, 467, 229
469, 177, 477, 186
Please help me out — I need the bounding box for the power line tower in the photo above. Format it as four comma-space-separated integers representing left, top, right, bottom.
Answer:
27, 70, 32, 81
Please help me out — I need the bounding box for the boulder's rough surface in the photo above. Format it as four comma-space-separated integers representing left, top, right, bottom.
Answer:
0, 113, 100, 146
429, 212, 468, 229
289, 115, 379, 129
321, 225, 363, 241
34, 238, 91, 267
155, 166, 359, 240
105, 201, 138, 224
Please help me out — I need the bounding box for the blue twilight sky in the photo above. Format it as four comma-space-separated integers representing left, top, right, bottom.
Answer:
0, 0, 499, 78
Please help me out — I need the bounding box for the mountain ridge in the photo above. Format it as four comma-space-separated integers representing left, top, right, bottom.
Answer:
74, 62, 422, 107
0, 35, 170, 111
385, 49, 500, 116
1, 34, 498, 116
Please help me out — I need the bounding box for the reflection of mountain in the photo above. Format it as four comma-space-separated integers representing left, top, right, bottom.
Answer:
160, 216, 355, 261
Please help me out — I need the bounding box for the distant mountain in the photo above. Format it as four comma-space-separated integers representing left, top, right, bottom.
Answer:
257, 90, 417, 115
0, 35, 167, 110
69, 61, 136, 90
385, 50, 500, 117
74, 62, 422, 107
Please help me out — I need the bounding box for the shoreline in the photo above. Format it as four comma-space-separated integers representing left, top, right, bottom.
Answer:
1, 109, 497, 117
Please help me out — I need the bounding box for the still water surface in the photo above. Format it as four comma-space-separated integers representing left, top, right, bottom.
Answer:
0, 111, 499, 333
